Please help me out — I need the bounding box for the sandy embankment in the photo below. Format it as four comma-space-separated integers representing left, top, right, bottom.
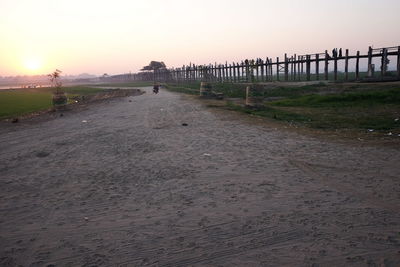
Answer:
0, 87, 399, 266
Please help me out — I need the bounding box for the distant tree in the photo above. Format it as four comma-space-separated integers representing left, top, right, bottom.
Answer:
141, 61, 167, 82
100, 73, 109, 81
141, 61, 166, 71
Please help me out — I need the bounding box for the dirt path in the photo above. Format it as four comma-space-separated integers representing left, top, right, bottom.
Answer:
1, 87, 399, 266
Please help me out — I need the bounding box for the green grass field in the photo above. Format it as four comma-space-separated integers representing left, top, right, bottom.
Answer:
0, 91, 53, 119
166, 81, 400, 133
1, 81, 153, 119
0, 86, 104, 119
236, 88, 399, 132
166, 82, 247, 98
165, 81, 334, 99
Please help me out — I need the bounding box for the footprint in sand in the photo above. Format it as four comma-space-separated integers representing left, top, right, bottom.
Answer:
35, 151, 50, 158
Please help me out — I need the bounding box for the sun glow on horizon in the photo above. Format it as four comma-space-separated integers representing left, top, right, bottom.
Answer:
23, 58, 43, 73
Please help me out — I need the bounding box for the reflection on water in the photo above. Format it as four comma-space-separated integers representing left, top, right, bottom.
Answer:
0, 84, 51, 90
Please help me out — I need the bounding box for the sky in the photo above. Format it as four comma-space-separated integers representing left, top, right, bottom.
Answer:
0, 0, 399, 76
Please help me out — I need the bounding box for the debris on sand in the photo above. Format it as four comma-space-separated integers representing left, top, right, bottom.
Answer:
11, 118, 19, 123
182, 123, 188, 126
82, 120, 88, 123
203, 153, 211, 157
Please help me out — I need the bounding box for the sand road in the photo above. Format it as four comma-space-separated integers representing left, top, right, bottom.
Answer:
1, 87, 399, 266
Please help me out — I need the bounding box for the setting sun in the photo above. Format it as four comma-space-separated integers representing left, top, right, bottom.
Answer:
23, 58, 42, 72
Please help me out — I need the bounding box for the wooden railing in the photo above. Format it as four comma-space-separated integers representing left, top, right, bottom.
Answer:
109, 45, 400, 83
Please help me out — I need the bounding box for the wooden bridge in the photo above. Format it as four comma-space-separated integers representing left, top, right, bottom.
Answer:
111, 45, 400, 83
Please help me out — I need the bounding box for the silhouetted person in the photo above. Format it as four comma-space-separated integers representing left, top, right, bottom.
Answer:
339, 48, 342, 57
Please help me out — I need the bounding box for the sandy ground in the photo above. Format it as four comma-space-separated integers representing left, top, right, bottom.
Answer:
0, 87, 400, 266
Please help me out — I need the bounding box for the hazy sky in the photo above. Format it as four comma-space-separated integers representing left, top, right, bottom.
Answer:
0, 0, 399, 76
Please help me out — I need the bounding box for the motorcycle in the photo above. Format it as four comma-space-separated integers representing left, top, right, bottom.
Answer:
153, 84, 159, 94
